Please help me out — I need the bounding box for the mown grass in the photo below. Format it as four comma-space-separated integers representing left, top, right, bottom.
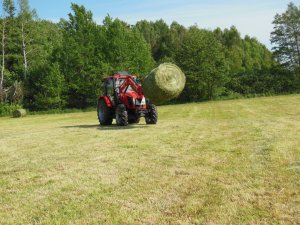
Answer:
0, 95, 299, 224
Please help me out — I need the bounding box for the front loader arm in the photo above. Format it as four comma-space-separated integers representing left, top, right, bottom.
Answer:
119, 76, 143, 95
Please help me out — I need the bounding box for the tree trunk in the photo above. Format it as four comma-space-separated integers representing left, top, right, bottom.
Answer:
295, 37, 300, 74
207, 82, 213, 100
0, 21, 6, 102
21, 22, 28, 80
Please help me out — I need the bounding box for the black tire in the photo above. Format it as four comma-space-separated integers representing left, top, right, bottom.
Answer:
97, 98, 113, 126
145, 104, 158, 124
116, 104, 128, 126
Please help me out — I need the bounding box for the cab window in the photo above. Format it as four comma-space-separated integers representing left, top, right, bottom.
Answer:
105, 78, 114, 96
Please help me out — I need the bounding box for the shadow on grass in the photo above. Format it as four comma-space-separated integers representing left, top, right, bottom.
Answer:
62, 124, 149, 130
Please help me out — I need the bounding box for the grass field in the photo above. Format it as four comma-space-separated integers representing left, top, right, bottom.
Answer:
0, 95, 299, 225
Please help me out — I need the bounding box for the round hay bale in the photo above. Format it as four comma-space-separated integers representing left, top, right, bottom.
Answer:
143, 63, 186, 104
12, 109, 26, 118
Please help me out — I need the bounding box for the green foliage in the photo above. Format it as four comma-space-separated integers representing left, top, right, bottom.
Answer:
0, 102, 21, 116
102, 17, 154, 74
271, 2, 300, 71
24, 63, 65, 111
58, 4, 106, 108
136, 21, 286, 102
1, 16, 23, 81
18, 0, 30, 16
135, 20, 187, 64
176, 28, 228, 101
57, 5, 154, 108
22, 20, 64, 110
3, 0, 15, 18
270, 2, 300, 93
210, 26, 280, 98
29, 20, 63, 69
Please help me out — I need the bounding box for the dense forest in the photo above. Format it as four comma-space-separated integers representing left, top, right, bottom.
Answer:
0, 0, 299, 114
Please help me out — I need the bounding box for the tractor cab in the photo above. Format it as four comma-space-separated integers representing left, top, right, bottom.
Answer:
102, 72, 146, 110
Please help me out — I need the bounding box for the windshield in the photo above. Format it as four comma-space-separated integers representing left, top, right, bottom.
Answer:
115, 78, 125, 88
114, 77, 140, 93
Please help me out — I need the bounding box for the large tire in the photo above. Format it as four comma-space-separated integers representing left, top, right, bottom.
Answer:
97, 98, 113, 125
145, 104, 158, 124
116, 104, 128, 126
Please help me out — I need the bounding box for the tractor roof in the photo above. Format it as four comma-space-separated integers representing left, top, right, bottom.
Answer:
103, 72, 137, 81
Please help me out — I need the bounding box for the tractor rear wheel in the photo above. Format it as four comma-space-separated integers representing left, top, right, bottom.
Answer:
145, 104, 158, 124
116, 104, 128, 126
97, 98, 113, 125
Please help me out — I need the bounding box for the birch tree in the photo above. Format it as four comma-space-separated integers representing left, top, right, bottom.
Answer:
1, 0, 15, 101
271, 2, 300, 72
18, 0, 35, 80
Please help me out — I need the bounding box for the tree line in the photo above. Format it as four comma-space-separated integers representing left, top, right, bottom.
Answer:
0, 1, 299, 113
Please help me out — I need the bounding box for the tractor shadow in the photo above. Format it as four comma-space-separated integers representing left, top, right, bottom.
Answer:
62, 124, 149, 130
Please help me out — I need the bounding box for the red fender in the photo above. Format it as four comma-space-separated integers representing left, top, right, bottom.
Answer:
99, 96, 113, 108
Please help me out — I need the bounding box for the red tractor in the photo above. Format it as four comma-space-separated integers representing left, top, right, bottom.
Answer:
97, 71, 158, 126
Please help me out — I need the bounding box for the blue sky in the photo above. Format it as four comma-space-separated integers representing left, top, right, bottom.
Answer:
25, 0, 299, 48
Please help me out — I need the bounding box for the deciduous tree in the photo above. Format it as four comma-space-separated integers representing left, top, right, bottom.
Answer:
271, 2, 300, 72
176, 28, 228, 100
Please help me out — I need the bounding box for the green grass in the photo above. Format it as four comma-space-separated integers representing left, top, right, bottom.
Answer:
0, 95, 299, 224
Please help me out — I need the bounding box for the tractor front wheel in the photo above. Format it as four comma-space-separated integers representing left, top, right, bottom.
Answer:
97, 98, 113, 126
145, 104, 158, 124
116, 104, 128, 126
